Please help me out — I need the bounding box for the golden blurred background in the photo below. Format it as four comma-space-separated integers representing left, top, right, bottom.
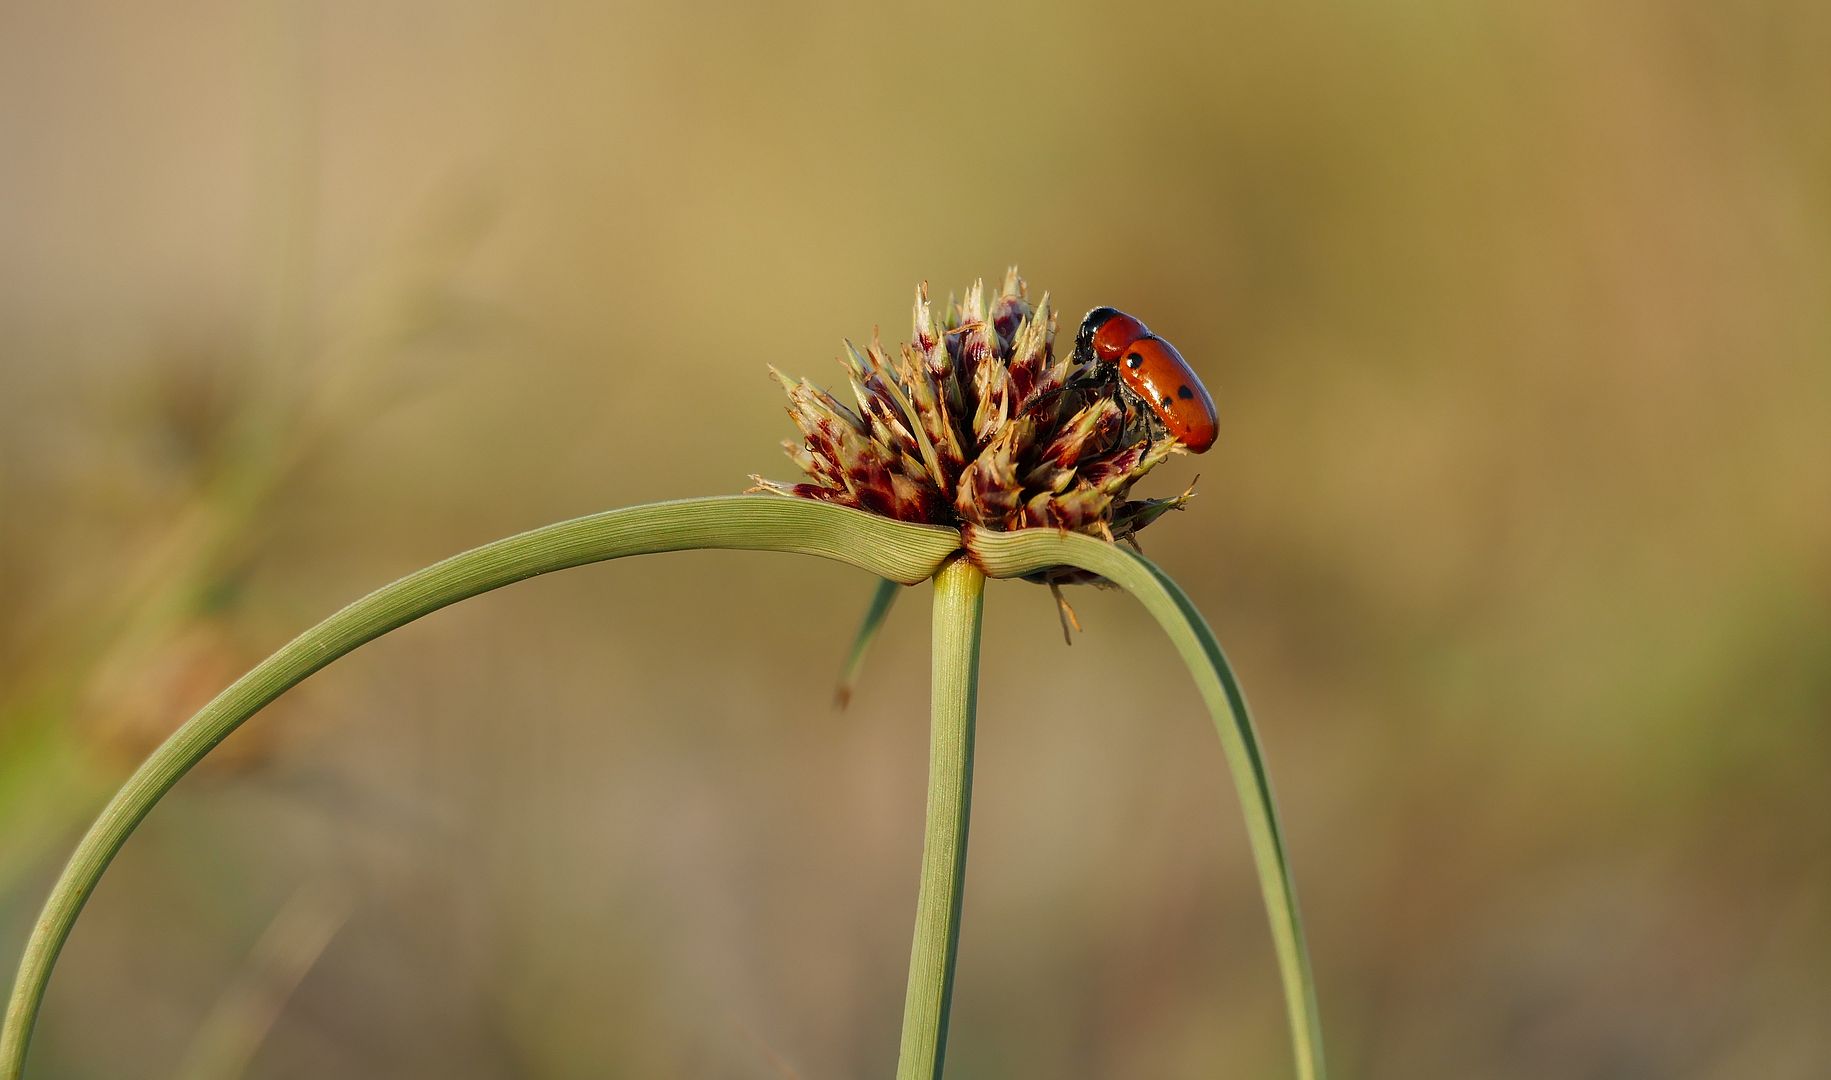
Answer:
3, 2, 1828, 1077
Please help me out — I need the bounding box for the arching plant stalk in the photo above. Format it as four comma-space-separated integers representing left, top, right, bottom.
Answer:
0, 500, 1325, 1080
966, 526, 1326, 1080
0, 496, 959, 1079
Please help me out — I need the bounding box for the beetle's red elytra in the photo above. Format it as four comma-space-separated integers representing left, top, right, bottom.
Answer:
1075, 307, 1217, 453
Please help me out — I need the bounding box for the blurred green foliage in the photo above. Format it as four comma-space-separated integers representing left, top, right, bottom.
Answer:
2, 1, 1827, 1077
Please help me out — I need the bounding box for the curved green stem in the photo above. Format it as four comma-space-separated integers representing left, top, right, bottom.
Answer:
895, 557, 984, 1080
1, 497, 961, 1079
966, 528, 1326, 1080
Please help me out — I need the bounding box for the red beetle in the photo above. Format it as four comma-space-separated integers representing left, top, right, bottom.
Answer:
1074, 307, 1217, 453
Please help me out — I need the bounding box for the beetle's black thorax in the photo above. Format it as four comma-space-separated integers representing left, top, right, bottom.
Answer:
1074, 306, 1124, 364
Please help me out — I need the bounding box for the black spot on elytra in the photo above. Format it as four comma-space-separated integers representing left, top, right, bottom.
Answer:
1178, 384, 1193, 399
1126, 352, 1143, 369
1159, 395, 1173, 408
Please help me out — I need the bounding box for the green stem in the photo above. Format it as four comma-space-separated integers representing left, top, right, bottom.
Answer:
966, 527, 1326, 1080
896, 557, 985, 1080
0, 497, 960, 1079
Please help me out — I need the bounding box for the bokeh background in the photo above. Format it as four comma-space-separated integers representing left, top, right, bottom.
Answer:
3, 2, 1828, 1077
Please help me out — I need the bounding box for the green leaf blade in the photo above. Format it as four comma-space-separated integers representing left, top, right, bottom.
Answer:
966, 527, 1326, 1080
1, 496, 961, 1078
835, 578, 903, 709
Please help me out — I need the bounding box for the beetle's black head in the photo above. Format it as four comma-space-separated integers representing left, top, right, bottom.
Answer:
1074, 307, 1124, 362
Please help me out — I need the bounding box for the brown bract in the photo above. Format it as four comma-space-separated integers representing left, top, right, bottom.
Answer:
750, 270, 1195, 552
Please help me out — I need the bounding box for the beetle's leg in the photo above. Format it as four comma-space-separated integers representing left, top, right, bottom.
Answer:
1029, 362, 1113, 422
1115, 389, 1152, 445
1135, 393, 1172, 445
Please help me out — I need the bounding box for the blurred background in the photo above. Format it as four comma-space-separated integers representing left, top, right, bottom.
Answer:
2, 2, 1827, 1077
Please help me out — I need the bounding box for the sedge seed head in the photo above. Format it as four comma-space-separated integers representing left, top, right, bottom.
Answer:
750, 269, 1197, 547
